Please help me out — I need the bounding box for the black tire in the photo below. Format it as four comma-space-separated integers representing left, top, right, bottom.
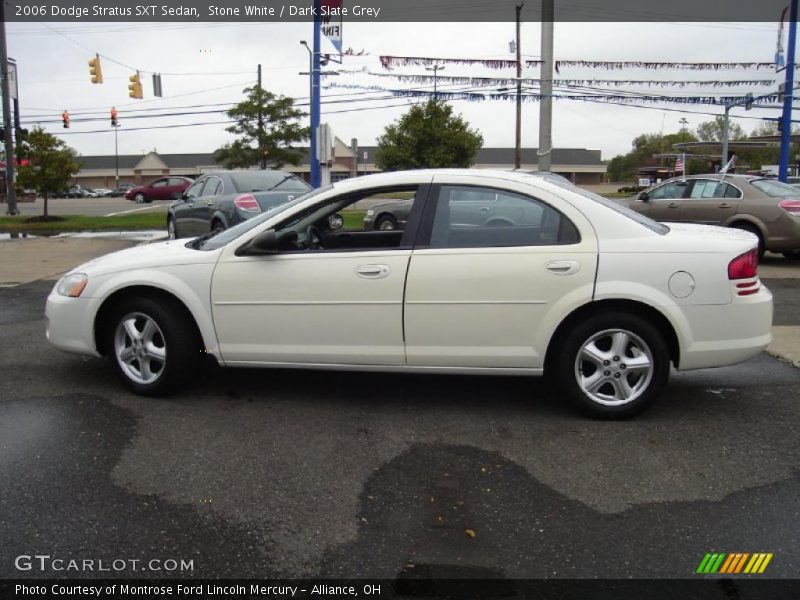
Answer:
211, 219, 226, 234
133, 192, 146, 204
167, 216, 177, 240
782, 250, 800, 260
105, 296, 202, 396
731, 223, 765, 259
553, 312, 671, 419
375, 214, 398, 231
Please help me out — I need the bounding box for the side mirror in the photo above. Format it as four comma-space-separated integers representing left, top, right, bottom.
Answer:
238, 229, 279, 256
328, 213, 344, 231
638, 191, 650, 202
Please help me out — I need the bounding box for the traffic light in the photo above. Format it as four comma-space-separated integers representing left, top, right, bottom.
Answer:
88, 54, 103, 84
111, 107, 118, 127
128, 72, 143, 99
62, 110, 70, 128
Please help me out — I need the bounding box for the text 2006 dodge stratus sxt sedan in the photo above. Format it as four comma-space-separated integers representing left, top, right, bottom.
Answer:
46, 170, 773, 418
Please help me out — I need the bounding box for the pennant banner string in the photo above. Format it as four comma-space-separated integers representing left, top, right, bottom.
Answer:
340, 68, 776, 88
324, 82, 789, 106
378, 55, 783, 72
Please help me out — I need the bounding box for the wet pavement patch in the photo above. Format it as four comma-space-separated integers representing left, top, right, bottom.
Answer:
0, 394, 275, 578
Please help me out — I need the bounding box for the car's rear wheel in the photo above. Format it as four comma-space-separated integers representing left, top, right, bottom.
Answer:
106, 296, 201, 396
211, 219, 225, 234
731, 223, 765, 259
554, 312, 670, 419
167, 216, 177, 240
782, 250, 800, 260
376, 214, 398, 231
133, 192, 146, 204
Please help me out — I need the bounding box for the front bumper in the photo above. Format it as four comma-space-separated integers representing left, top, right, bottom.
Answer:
45, 290, 100, 357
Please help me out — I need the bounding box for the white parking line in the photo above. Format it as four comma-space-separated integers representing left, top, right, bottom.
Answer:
104, 205, 167, 217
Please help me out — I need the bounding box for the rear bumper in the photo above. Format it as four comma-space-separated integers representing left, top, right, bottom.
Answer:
677, 285, 773, 371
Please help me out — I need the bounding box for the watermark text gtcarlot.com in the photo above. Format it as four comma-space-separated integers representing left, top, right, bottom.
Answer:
14, 554, 194, 573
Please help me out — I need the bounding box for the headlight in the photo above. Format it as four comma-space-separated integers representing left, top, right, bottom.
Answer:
57, 273, 89, 297
365, 209, 374, 217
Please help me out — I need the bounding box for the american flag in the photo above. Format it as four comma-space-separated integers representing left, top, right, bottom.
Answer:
675, 153, 685, 173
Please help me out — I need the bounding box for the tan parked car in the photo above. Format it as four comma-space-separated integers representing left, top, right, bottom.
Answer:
619, 174, 800, 259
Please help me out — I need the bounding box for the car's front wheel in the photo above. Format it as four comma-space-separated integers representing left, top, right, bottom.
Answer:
133, 192, 146, 204
106, 296, 201, 396
376, 214, 398, 230
554, 312, 670, 418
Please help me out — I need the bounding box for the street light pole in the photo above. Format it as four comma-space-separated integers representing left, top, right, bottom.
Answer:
425, 64, 445, 93
114, 124, 120, 188
515, 3, 523, 170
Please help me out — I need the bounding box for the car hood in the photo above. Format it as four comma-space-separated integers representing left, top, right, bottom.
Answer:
68, 240, 221, 278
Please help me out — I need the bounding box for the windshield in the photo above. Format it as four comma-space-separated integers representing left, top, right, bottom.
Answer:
192, 185, 333, 251
229, 171, 311, 193
749, 178, 800, 198
544, 179, 670, 235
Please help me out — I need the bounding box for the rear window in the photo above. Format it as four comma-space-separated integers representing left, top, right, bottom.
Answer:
545, 179, 670, 235
229, 172, 310, 193
749, 178, 800, 198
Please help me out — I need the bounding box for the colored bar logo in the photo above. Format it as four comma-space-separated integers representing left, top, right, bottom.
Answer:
696, 552, 773, 574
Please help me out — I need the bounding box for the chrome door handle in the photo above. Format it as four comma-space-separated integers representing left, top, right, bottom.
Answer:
356, 264, 391, 279
479, 207, 491, 213
545, 260, 580, 276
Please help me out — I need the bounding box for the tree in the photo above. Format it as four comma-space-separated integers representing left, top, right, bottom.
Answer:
607, 129, 699, 181
695, 116, 746, 142
375, 99, 483, 170
213, 85, 308, 169
16, 127, 80, 218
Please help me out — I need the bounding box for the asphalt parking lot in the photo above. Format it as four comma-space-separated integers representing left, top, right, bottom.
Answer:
1, 262, 799, 583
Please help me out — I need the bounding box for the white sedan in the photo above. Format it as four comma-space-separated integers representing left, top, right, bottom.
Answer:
46, 170, 773, 418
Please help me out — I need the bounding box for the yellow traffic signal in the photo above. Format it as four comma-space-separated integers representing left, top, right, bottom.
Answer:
88, 54, 103, 84
128, 72, 143, 99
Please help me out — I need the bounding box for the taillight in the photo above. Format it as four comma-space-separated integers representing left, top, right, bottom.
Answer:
234, 194, 261, 212
778, 199, 800, 215
728, 249, 758, 280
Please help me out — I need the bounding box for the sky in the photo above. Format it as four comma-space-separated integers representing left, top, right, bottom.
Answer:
5, 19, 787, 161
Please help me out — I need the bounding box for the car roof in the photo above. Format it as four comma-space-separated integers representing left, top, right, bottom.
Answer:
329, 168, 572, 191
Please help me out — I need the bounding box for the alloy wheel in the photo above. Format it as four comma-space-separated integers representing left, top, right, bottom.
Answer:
114, 312, 167, 385
574, 328, 654, 406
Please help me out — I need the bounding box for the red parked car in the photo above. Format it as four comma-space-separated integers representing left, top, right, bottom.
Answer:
125, 176, 194, 204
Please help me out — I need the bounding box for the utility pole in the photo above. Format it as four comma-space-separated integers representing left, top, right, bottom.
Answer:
779, 0, 798, 181
515, 3, 523, 170
721, 104, 731, 167
257, 64, 266, 170
425, 64, 445, 93
0, 4, 17, 215
538, 0, 554, 173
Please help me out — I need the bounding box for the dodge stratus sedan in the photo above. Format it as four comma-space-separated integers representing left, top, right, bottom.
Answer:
46, 170, 773, 418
